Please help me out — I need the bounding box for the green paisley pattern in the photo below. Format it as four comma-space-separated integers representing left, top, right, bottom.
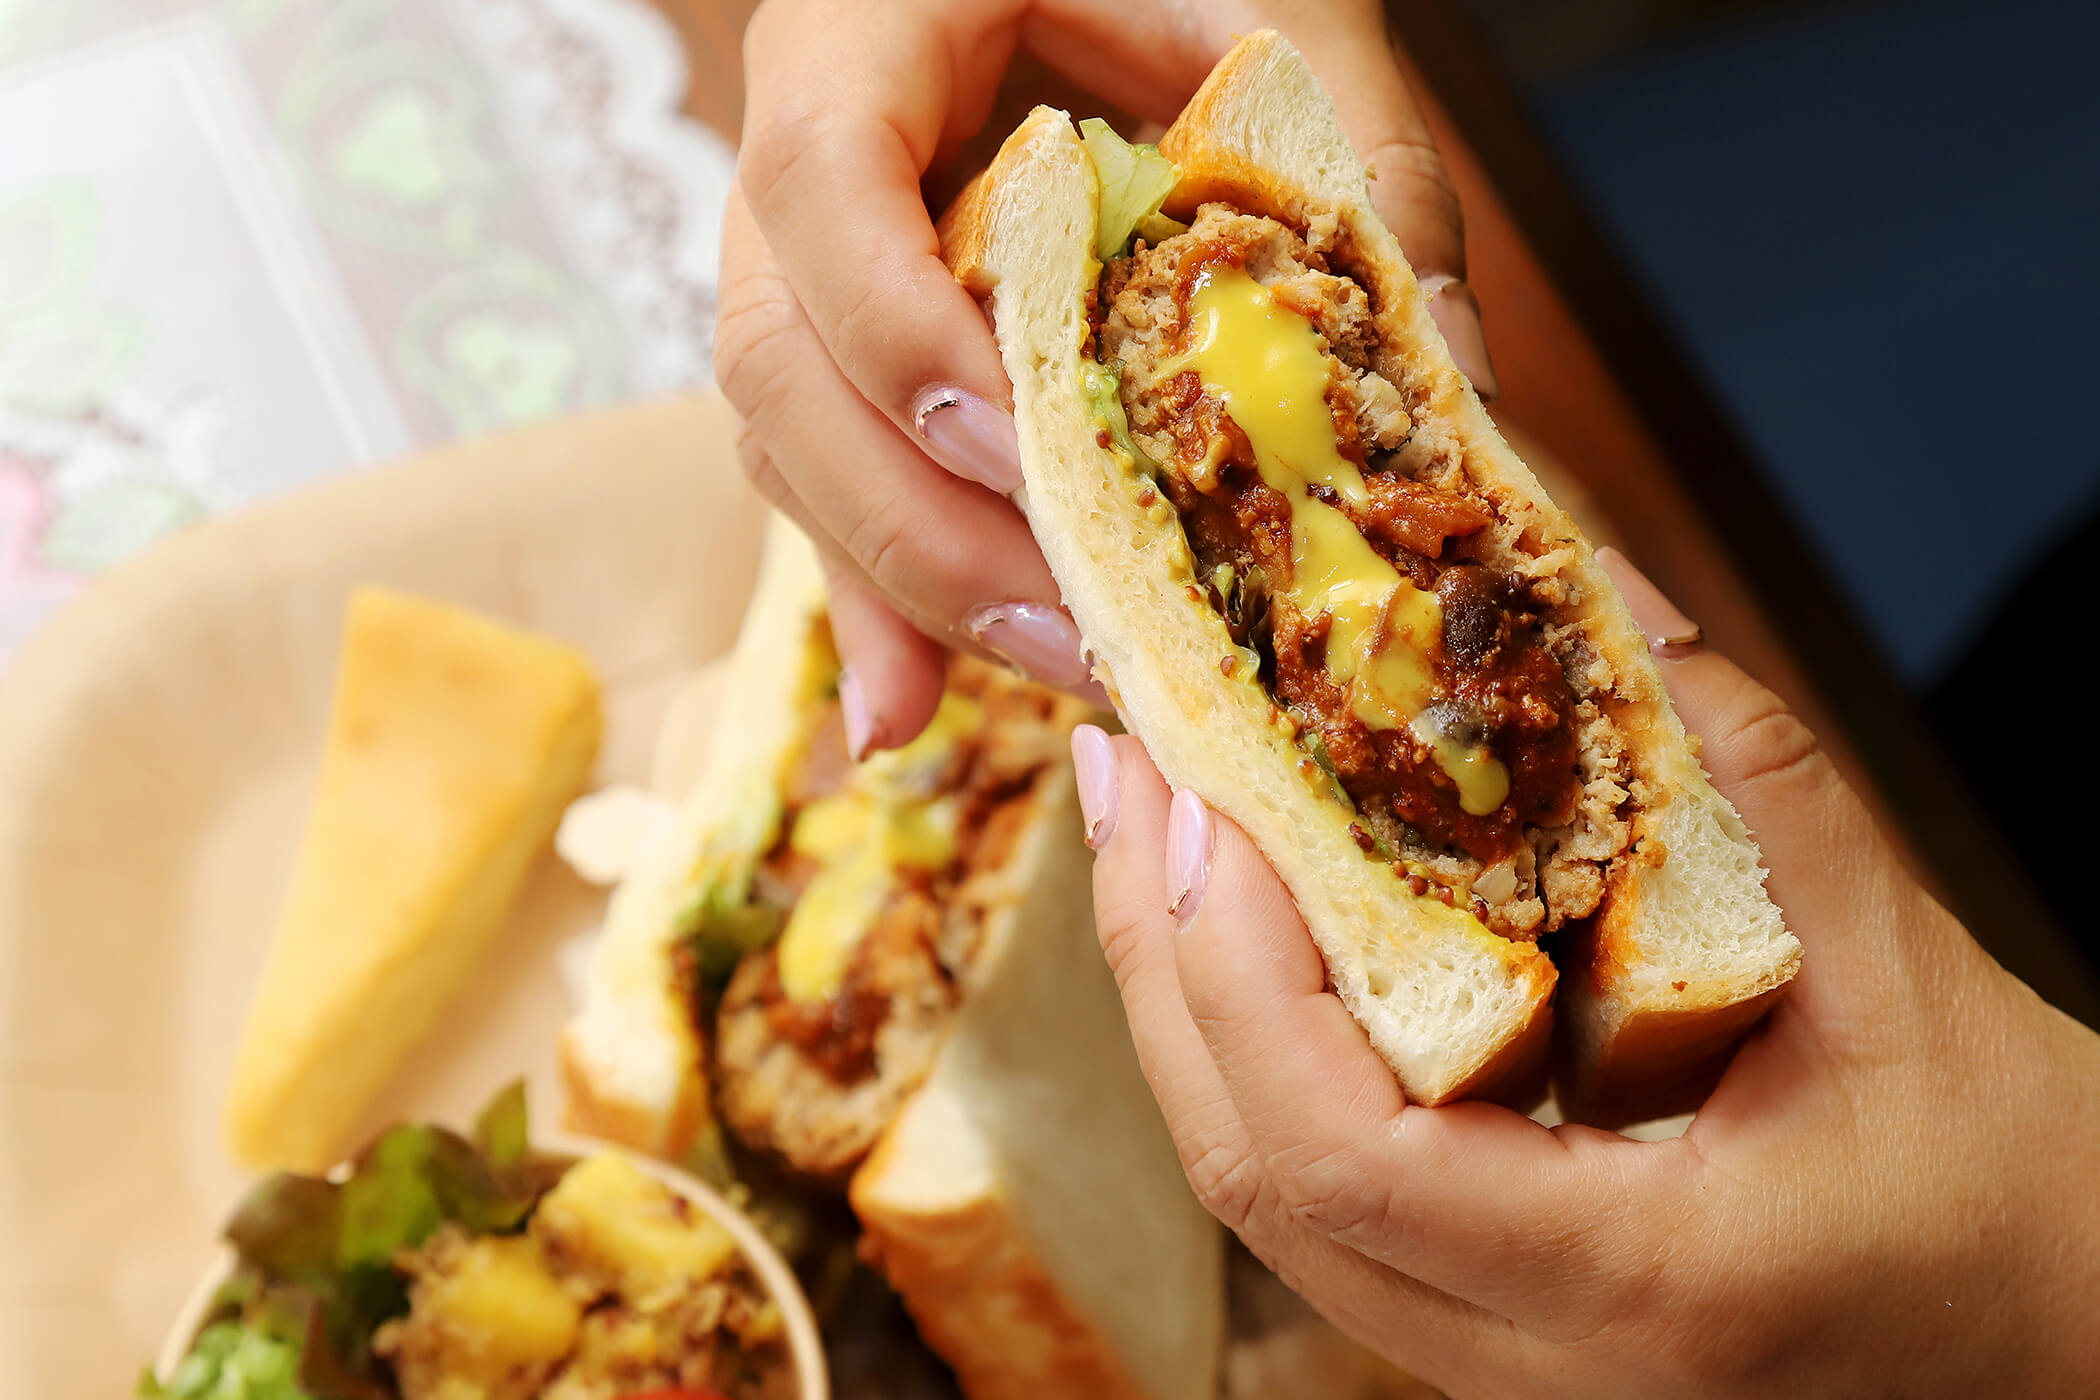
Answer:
0, 176, 203, 587
0, 178, 146, 414
280, 0, 509, 256
398, 253, 619, 433
1, 0, 659, 645
275, 0, 623, 432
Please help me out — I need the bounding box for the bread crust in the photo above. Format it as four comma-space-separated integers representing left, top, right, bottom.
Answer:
851, 1131, 1153, 1400
849, 772, 1223, 1400
944, 32, 1798, 1116
1561, 983, 1791, 1128
557, 1026, 710, 1161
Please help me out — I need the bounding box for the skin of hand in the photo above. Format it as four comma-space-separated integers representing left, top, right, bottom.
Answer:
717, 0, 1495, 760
1068, 556, 2100, 1398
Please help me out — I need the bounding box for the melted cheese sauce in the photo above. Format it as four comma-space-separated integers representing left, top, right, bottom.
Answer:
773, 691, 977, 1002
1167, 265, 1509, 817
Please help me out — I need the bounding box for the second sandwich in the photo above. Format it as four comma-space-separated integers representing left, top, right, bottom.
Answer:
560, 518, 1223, 1399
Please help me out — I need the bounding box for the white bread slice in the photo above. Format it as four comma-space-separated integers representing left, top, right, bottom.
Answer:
941, 32, 1798, 1115
226, 589, 601, 1172
560, 515, 830, 1163
851, 768, 1224, 1400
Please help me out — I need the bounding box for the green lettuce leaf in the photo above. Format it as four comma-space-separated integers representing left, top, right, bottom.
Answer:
687, 886, 784, 982
671, 764, 793, 985
156, 1082, 557, 1400
1080, 359, 1164, 479
136, 1320, 313, 1400
471, 1079, 529, 1167
335, 1126, 445, 1271
222, 1176, 342, 1294
1301, 730, 1358, 816
293, 1295, 396, 1400
1079, 118, 1184, 261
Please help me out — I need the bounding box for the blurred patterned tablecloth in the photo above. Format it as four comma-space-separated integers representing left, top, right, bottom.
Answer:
0, 0, 735, 652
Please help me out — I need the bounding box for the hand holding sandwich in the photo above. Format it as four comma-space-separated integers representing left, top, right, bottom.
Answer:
718, 0, 1485, 756
722, 8, 2100, 1391
1078, 563, 2100, 1397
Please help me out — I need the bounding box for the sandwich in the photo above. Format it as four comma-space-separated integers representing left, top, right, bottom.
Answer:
939, 31, 1801, 1117
560, 516, 1223, 1395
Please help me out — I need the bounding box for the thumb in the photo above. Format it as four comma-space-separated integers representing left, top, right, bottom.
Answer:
1596, 549, 1928, 973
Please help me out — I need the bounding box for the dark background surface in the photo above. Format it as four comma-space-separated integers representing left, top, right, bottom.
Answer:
1454, 0, 2100, 954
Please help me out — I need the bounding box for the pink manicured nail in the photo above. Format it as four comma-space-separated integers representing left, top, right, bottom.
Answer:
964, 602, 1092, 687
1166, 788, 1214, 924
838, 666, 872, 761
1596, 547, 1705, 656
912, 386, 1025, 493
1420, 274, 1501, 402
1071, 725, 1120, 850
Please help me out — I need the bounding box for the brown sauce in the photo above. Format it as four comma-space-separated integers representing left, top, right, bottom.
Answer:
762, 888, 942, 1081
1151, 239, 1585, 873
738, 658, 1065, 1082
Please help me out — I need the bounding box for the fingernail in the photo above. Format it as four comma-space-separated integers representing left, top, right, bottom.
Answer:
912, 386, 1025, 493
1071, 724, 1120, 850
964, 601, 1093, 687
839, 666, 872, 761
1596, 547, 1705, 656
1166, 787, 1214, 925
1420, 274, 1500, 402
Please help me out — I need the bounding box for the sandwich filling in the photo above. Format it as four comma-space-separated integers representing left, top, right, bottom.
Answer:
708, 645, 1074, 1177
1089, 196, 1634, 938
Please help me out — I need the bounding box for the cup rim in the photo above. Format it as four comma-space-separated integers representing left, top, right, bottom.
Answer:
152, 1131, 831, 1400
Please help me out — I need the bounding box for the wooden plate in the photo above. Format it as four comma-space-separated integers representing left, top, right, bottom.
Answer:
0, 394, 766, 1396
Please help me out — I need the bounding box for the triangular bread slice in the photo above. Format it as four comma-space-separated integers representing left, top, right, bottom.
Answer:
940, 31, 1798, 1116
561, 516, 833, 1165
227, 589, 601, 1171
850, 767, 1223, 1400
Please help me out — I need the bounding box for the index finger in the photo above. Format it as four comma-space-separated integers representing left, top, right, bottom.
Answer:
738, 0, 1019, 444
1170, 798, 1694, 1318
1084, 731, 1529, 1385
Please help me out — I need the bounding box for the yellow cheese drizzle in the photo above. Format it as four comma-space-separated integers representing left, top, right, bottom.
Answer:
773, 691, 979, 1002
1167, 266, 1509, 816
